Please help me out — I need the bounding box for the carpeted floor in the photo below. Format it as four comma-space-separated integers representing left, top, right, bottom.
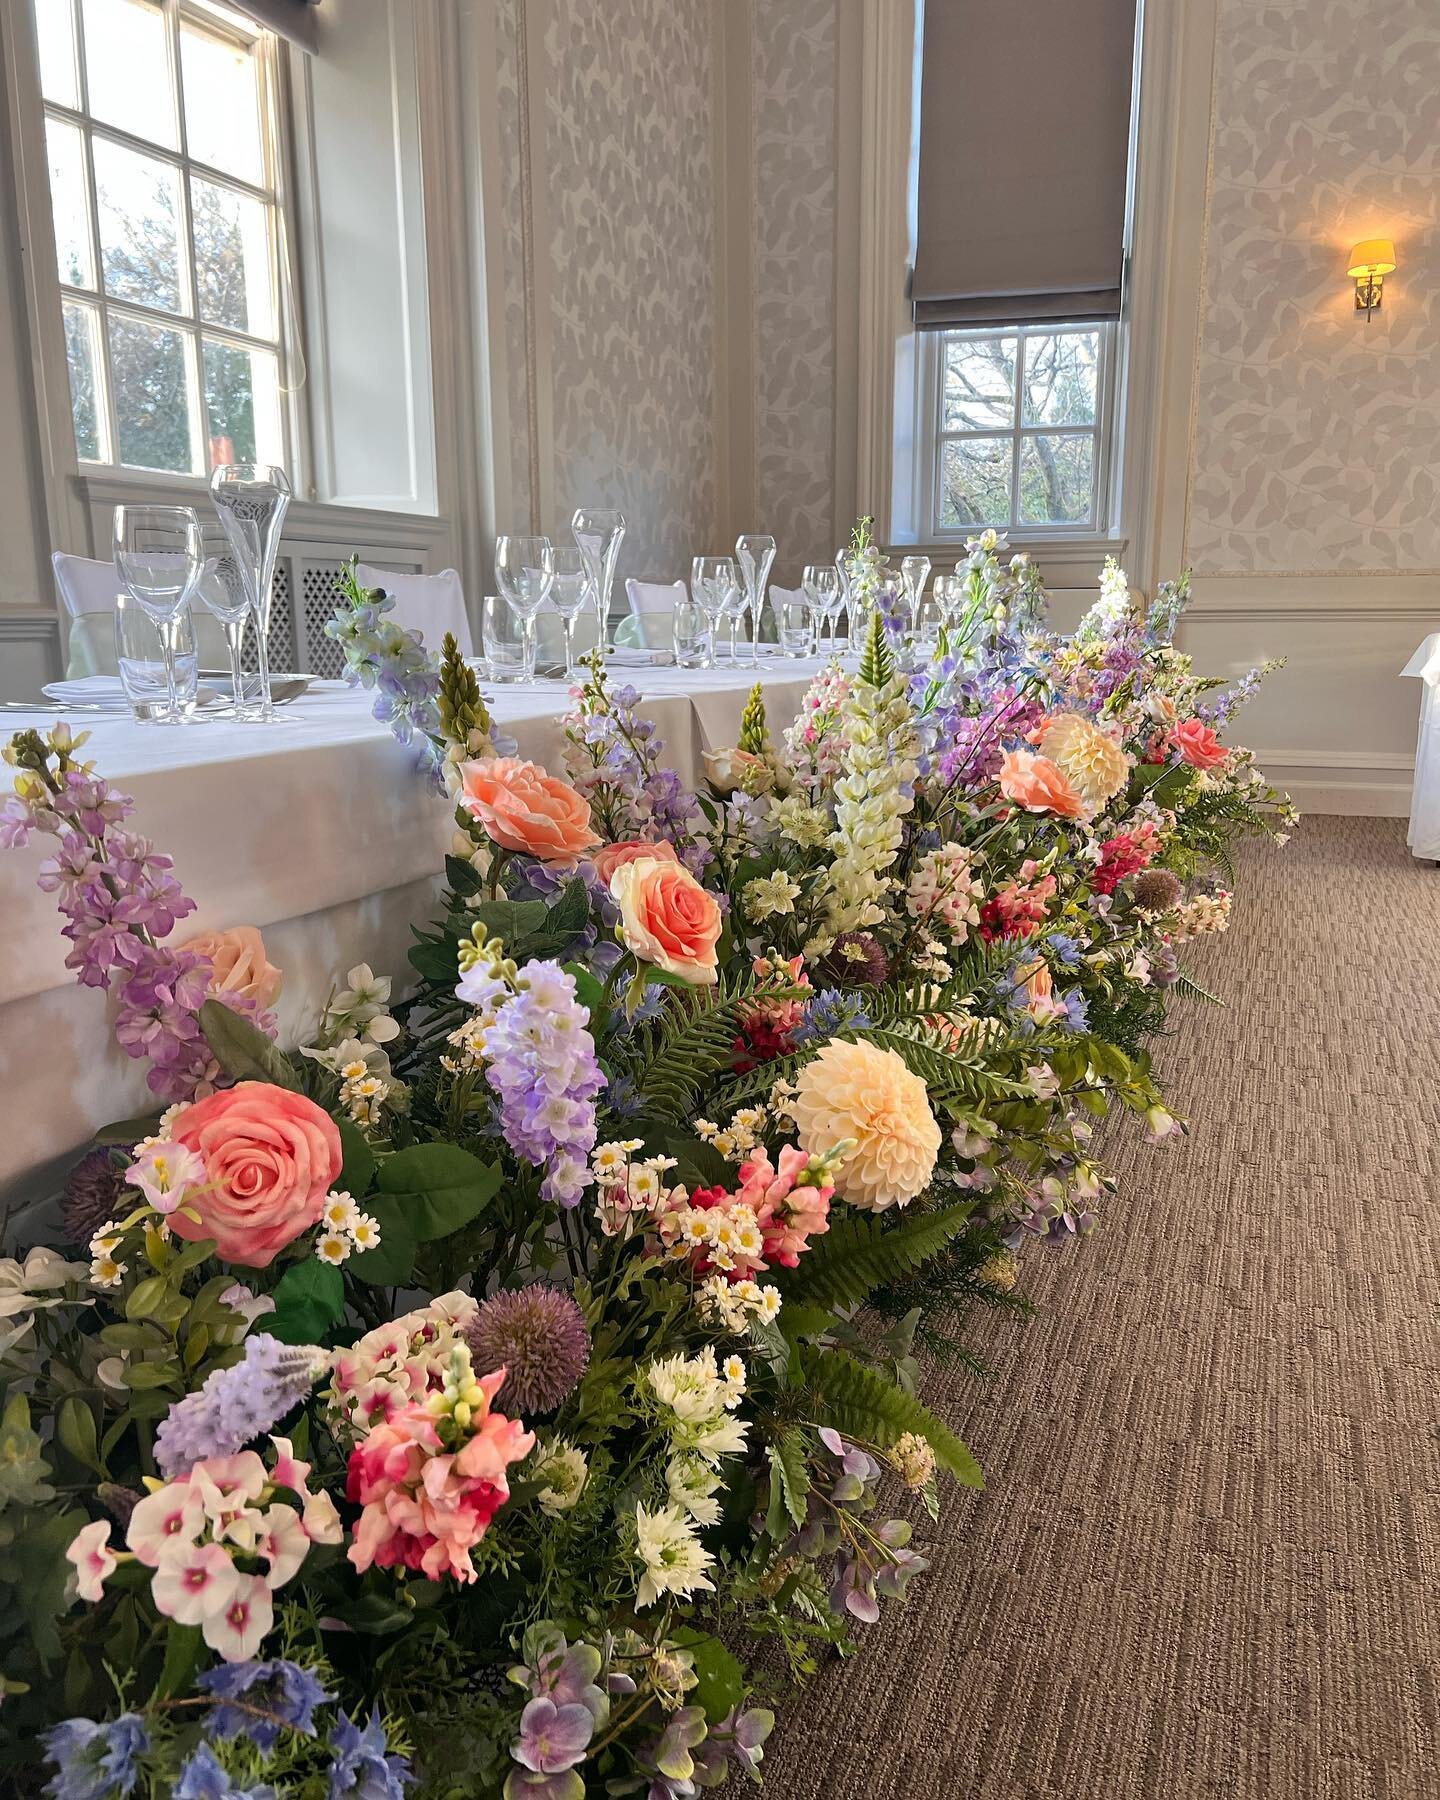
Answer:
762, 816, 1440, 1800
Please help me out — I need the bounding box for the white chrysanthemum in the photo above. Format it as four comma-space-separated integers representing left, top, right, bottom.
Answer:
533, 1440, 589, 1517
634, 1502, 715, 1609
790, 1038, 940, 1212
667, 1454, 723, 1526
1035, 713, 1129, 812
645, 1348, 726, 1425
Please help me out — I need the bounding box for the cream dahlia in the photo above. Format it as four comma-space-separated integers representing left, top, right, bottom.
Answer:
789, 1039, 940, 1212
1034, 712, 1130, 813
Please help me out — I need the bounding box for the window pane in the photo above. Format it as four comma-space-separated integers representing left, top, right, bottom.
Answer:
81, 0, 176, 148
94, 136, 186, 313
192, 179, 274, 336
202, 337, 282, 469
940, 436, 1013, 529
181, 18, 264, 185
1021, 331, 1100, 427
45, 118, 94, 289
1018, 433, 1095, 525
943, 334, 1016, 430
35, 0, 81, 108
108, 312, 195, 472
63, 299, 106, 461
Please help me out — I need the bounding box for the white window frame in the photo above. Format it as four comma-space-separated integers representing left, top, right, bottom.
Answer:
915, 319, 1121, 543
34, 0, 300, 483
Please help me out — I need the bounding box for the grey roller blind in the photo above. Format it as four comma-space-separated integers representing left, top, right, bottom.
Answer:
912, 0, 1138, 331
229, 0, 321, 53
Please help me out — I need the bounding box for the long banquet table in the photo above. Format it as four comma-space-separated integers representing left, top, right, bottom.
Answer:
0, 656, 830, 1217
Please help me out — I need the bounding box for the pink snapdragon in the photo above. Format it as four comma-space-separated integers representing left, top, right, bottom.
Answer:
652, 1145, 833, 1280
65, 1519, 118, 1602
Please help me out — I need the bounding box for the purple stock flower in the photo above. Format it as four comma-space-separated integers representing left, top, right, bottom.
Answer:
154, 1334, 327, 1478
484, 963, 603, 1207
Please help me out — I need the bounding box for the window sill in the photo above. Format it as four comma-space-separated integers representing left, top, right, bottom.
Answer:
884, 530, 1130, 588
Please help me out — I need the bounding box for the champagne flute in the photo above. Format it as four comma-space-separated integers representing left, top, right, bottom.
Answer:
803, 564, 840, 655
194, 553, 253, 717
549, 546, 593, 677
495, 535, 555, 676
210, 463, 290, 720
112, 505, 204, 725
571, 508, 626, 653
901, 554, 932, 637
735, 533, 777, 666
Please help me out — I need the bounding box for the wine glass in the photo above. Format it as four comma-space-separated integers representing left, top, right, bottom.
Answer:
571, 508, 625, 652
691, 556, 737, 670
900, 554, 932, 637
549, 546, 593, 677
833, 547, 855, 649
495, 536, 555, 676
735, 533, 776, 667
803, 564, 840, 655
112, 505, 204, 724
210, 464, 290, 720
195, 552, 253, 717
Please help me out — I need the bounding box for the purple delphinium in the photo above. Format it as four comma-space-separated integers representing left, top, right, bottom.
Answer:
326, 1712, 413, 1800
484, 962, 603, 1207
325, 565, 443, 783
2, 728, 271, 1103
42, 1713, 149, 1800
198, 1659, 332, 1751
154, 1334, 326, 1478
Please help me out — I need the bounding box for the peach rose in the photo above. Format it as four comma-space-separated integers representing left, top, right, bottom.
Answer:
609, 856, 723, 986
591, 838, 681, 887
998, 748, 1088, 820
458, 757, 599, 863
169, 1082, 342, 1268
178, 925, 283, 1009
1170, 718, 1228, 771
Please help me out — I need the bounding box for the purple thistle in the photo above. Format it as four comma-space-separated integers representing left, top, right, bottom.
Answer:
464, 1286, 591, 1415
60, 1148, 126, 1250
154, 1333, 328, 1478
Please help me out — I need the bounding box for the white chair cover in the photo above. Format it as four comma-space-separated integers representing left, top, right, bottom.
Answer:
52, 551, 227, 679
624, 578, 685, 651
354, 564, 474, 659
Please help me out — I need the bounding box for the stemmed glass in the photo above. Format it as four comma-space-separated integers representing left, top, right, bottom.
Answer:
833, 548, 855, 649
735, 533, 776, 667
195, 553, 253, 717
691, 556, 737, 670
900, 554, 932, 637
571, 508, 626, 653
549, 546, 593, 677
112, 505, 204, 725
495, 536, 555, 676
803, 564, 840, 655
210, 464, 290, 720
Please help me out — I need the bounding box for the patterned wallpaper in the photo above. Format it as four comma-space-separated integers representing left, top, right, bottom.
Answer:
752, 0, 840, 581
492, 0, 533, 532
1186, 0, 1440, 576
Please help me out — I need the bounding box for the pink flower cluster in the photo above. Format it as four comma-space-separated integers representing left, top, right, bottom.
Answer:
979, 861, 1057, 944
1091, 822, 1159, 897
66, 1438, 340, 1662
346, 1364, 534, 1583
734, 954, 811, 1073
653, 1146, 833, 1280
329, 1291, 479, 1436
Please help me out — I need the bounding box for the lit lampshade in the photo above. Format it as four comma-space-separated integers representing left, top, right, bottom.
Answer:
1347, 239, 1396, 278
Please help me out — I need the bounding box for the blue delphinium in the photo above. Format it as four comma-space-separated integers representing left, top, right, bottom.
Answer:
326, 1712, 413, 1800
199, 1659, 333, 1751
155, 1337, 327, 1479
1045, 932, 1083, 967
173, 1743, 275, 1800
42, 1714, 148, 1800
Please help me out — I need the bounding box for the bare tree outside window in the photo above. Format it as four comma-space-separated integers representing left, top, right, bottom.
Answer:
935, 326, 1110, 533
34, 0, 288, 477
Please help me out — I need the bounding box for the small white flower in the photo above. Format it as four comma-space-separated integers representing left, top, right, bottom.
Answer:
315, 1232, 351, 1265
89, 1254, 126, 1289
634, 1502, 715, 1609
349, 1215, 383, 1252
321, 1193, 359, 1232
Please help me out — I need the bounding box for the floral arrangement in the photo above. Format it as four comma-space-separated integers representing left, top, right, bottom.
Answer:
0, 534, 1292, 1797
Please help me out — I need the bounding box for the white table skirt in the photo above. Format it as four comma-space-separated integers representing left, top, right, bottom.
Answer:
0, 656, 825, 1209
1401, 633, 1440, 861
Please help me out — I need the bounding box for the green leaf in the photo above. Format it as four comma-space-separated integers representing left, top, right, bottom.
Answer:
124, 1276, 173, 1321
376, 1144, 500, 1241
444, 852, 484, 898
800, 1344, 984, 1488
335, 1117, 378, 1197
56, 1398, 104, 1476
345, 1199, 418, 1287
267, 1259, 345, 1344
324, 1592, 418, 1637
409, 933, 460, 985
92, 1115, 161, 1148
465, 897, 548, 946
784, 1202, 975, 1312
562, 961, 607, 1020
199, 998, 300, 1091
669, 1629, 745, 1724
123, 1360, 182, 1392
769, 1429, 810, 1528
155, 1624, 204, 1701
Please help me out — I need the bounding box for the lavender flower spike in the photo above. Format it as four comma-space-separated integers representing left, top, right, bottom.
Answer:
154, 1333, 329, 1478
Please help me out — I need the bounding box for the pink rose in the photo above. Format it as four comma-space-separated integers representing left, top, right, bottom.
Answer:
1169, 718, 1228, 771
609, 857, 723, 986
458, 757, 599, 863
169, 1082, 342, 1268
998, 748, 1088, 820
177, 925, 283, 1009
591, 838, 680, 887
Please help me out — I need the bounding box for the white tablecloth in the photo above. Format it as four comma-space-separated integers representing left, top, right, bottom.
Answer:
1401, 634, 1440, 861
0, 656, 826, 1208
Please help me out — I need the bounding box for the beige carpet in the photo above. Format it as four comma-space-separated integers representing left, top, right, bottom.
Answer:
763, 816, 1440, 1799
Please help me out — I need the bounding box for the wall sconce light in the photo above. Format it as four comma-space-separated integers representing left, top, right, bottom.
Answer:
1347, 239, 1396, 319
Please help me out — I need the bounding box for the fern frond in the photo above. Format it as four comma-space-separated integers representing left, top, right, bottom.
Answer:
612, 974, 755, 1120
797, 1345, 983, 1487
784, 1202, 975, 1311
1175, 972, 1224, 1006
